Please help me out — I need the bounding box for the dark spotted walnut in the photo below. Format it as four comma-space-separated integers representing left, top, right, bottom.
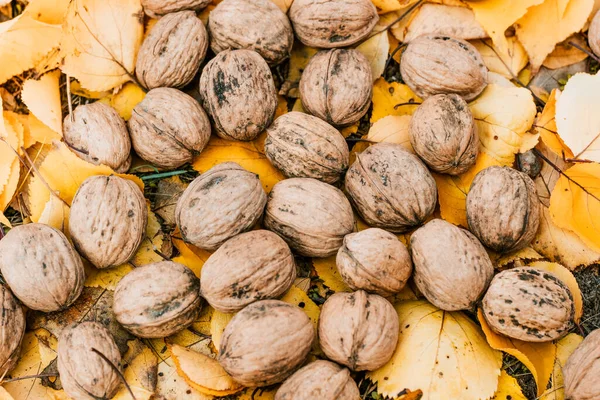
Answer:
0, 284, 25, 377
141, 0, 212, 17
564, 328, 600, 400
482, 267, 574, 342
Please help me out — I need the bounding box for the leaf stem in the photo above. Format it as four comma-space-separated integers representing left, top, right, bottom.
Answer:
368, 0, 424, 38
140, 170, 188, 181
91, 348, 136, 400
568, 41, 600, 64
1, 373, 58, 383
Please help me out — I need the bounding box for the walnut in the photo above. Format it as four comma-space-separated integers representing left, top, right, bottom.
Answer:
201, 230, 296, 313
264, 178, 354, 257
289, 0, 379, 48
208, 0, 294, 65
176, 162, 267, 250
401, 35, 488, 101
0, 284, 25, 377
136, 11, 208, 89
199, 49, 278, 140
63, 102, 131, 173
0, 223, 84, 312
466, 166, 540, 253
275, 360, 360, 400
345, 142, 437, 232
410, 219, 494, 311
265, 111, 349, 184
142, 0, 212, 17
590, 10, 600, 58
299, 49, 372, 127
336, 228, 412, 297
128, 88, 211, 170
69, 175, 148, 269
58, 322, 122, 400
319, 291, 398, 371
564, 329, 600, 400
218, 300, 314, 387
482, 267, 574, 342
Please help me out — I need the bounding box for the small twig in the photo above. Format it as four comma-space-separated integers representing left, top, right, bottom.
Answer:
568, 41, 600, 63
385, 42, 407, 71
2, 373, 58, 383
91, 348, 136, 400
66, 74, 74, 121
368, 0, 424, 38
394, 101, 421, 109
152, 248, 170, 261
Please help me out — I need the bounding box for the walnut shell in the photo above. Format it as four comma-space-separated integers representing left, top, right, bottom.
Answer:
69, 175, 148, 269
0, 284, 25, 377
128, 88, 211, 170
63, 102, 131, 173
218, 300, 314, 387
58, 322, 121, 400
113, 261, 202, 338
336, 228, 412, 297
466, 166, 540, 253
345, 142, 437, 232
319, 290, 398, 371
289, 0, 379, 48
142, 0, 211, 17
275, 360, 360, 400
564, 329, 600, 400
410, 219, 494, 311
0, 223, 84, 312
265, 112, 349, 184
136, 11, 208, 89
199, 49, 278, 140
176, 162, 267, 250
299, 49, 372, 127
401, 35, 488, 101
589, 10, 600, 58
208, 0, 294, 65
482, 267, 574, 342
409, 94, 479, 175
264, 178, 354, 257
201, 230, 296, 313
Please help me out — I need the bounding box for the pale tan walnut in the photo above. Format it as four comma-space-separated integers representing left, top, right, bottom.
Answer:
466, 166, 540, 253
58, 322, 121, 400
482, 267, 574, 342
0, 223, 84, 312
63, 102, 131, 173
289, 0, 379, 48
564, 329, 600, 400
299, 49, 372, 127
590, 11, 600, 57
175, 162, 267, 250
128, 88, 211, 170
409, 94, 479, 175
345, 142, 437, 232
201, 230, 296, 313
0, 284, 25, 377
336, 228, 412, 297
142, 0, 212, 17
410, 219, 494, 311
264, 178, 354, 257
199, 49, 278, 140
275, 360, 360, 400
208, 0, 294, 65
136, 11, 208, 89
265, 112, 349, 184
218, 300, 314, 387
113, 261, 202, 338
319, 291, 398, 371
69, 175, 148, 269
400, 35, 488, 101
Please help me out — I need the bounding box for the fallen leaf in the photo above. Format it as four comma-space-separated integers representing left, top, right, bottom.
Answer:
529, 60, 587, 102
471, 37, 529, 79
172, 234, 211, 278
210, 310, 234, 353
365, 114, 413, 151
405, 3, 487, 41
534, 89, 574, 159
543, 34, 590, 69
22, 114, 62, 148
279, 285, 321, 331
69, 79, 111, 99
493, 246, 544, 269
23, 0, 71, 24
371, 78, 421, 123
153, 176, 187, 226
355, 26, 389, 82
34, 194, 70, 233
0, 100, 19, 196
492, 370, 527, 400
98, 82, 146, 121
313, 256, 352, 293
113, 340, 158, 400
270, 0, 293, 12
21, 70, 62, 134
280, 41, 318, 98
539, 333, 583, 400
0, 159, 20, 216
371, 0, 420, 14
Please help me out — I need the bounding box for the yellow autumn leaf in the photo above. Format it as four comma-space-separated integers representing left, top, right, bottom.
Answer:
270, 0, 293, 12
98, 82, 146, 121
371, 0, 420, 14
280, 285, 321, 331
471, 37, 529, 79
0, 159, 20, 216
539, 333, 583, 400
313, 256, 352, 293
210, 310, 235, 352
172, 235, 211, 278
23, 0, 71, 24
355, 26, 389, 81
534, 89, 574, 158
282, 42, 318, 98
366, 114, 413, 151
22, 114, 62, 148
493, 246, 544, 269
405, 3, 487, 42
543, 35, 590, 70
0, 100, 19, 196
69, 79, 111, 99
21, 70, 62, 134
34, 194, 70, 233
492, 371, 527, 400
113, 340, 158, 400
371, 78, 421, 123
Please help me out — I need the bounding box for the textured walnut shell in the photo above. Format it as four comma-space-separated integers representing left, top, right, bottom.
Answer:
467, 166, 540, 253
113, 261, 201, 338
142, 0, 211, 17
345, 142, 437, 232
201, 230, 296, 313
0, 284, 25, 377
336, 228, 412, 297
0, 223, 84, 312
482, 267, 574, 342
208, 0, 293, 65
176, 162, 267, 250
63, 102, 131, 173
289, 0, 379, 48
590, 10, 600, 58
199, 49, 278, 140
58, 322, 121, 400
564, 329, 600, 400
319, 291, 398, 371
410, 219, 494, 311
218, 300, 314, 387
409, 94, 479, 175
69, 175, 148, 269
128, 88, 211, 170
299, 49, 372, 127
275, 360, 360, 400
264, 178, 354, 257
136, 11, 208, 89
401, 35, 488, 101
265, 112, 349, 184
